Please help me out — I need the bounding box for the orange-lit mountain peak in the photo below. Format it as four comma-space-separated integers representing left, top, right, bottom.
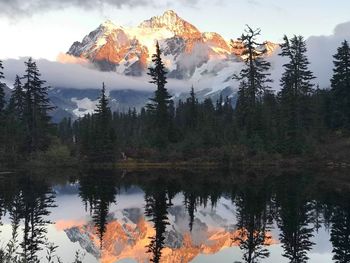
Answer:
60, 210, 279, 263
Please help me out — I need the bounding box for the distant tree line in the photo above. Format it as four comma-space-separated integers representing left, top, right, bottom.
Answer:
1, 27, 350, 165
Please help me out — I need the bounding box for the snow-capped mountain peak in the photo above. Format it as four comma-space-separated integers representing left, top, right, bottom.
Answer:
138, 10, 200, 38
62, 11, 279, 119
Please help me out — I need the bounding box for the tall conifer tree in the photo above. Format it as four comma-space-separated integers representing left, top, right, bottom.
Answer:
233, 26, 272, 138
147, 42, 172, 147
22, 58, 53, 153
330, 40, 350, 129
278, 35, 315, 153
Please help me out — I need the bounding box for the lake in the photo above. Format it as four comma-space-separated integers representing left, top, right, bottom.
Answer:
0, 168, 349, 263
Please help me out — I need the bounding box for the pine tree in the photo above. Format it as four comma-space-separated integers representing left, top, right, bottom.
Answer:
147, 42, 172, 147
278, 35, 315, 153
22, 58, 54, 153
0, 60, 6, 161
186, 86, 198, 129
233, 26, 272, 138
330, 40, 350, 129
0, 60, 5, 114
93, 83, 116, 162
3, 76, 26, 162
8, 75, 25, 117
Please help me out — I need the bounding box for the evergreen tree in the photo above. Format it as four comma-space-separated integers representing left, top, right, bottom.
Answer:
0, 61, 6, 161
92, 83, 116, 162
278, 35, 315, 153
145, 183, 171, 263
22, 58, 54, 153
277, 175, 314, 263
0, 60, 5, 114
2, 76, 26, 163
234, 184, 272, 263
233, 26, 272, 139
8, 75, 25, 117
147, 42, 172, 147
330, 40, 350, 129
329, 196, 350, 263
186, 86, 198, 129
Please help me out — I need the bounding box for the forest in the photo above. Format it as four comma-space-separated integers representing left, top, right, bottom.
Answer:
0, 26, 350, 167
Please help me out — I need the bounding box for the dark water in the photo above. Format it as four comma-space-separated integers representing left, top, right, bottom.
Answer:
0, 168, 349, 263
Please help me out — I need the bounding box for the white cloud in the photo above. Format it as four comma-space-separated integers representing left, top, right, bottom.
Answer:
307, 21, 350, 89
2, 57, 190, 93
267, 21, 350, 91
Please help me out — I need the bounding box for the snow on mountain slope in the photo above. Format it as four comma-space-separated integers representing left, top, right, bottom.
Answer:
67, 10, 278, 92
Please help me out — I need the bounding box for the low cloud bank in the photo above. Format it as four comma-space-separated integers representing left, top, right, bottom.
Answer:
3, 56, 191, 93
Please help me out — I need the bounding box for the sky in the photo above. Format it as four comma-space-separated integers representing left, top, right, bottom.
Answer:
1, 0, 350, 60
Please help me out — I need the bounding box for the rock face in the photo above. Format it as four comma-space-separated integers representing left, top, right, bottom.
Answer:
67, 10, 278, 80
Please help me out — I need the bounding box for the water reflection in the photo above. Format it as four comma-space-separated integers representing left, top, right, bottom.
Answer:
0, 169, 349, 263
0, 173, 56, 262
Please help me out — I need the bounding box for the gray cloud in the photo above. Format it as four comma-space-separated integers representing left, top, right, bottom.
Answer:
0, 0, 151, 18
0, 0, 201, 18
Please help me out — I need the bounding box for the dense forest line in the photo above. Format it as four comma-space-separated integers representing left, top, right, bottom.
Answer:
0, 26, 350, 167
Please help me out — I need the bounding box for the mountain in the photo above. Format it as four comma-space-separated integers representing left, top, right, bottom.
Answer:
43, 10, 278, 121
67, 10, 278, 82
59, 198, 276, 263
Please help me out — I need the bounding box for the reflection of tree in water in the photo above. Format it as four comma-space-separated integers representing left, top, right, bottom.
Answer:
0, 173, 56, 262
184, 192, 196, 232
144, 179, 173, 263
182, 175, 223, 232
275, 175, 314, 263
78, 170, 118, 249
234, 181, 272, 263
19, 176, 56, 262
328, 193, 350, 263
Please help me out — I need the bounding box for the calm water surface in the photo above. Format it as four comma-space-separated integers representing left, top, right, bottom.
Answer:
0, 168, 349, 263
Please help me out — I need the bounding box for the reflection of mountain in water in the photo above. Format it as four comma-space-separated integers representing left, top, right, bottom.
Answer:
61, 200, 275, 263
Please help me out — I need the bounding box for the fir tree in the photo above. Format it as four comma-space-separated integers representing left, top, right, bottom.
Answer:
330, 197, 350, 263
145, 183, 171, 263
330, 40, 350, 129
22, 58, 54, 153
0, 60, 5, 114
278, 35, 315, 153
8, 75, 25, 117
93, 83, 116, 162
147, 42, 172, 147
233, 25, 272, 138
185, 86, 198, 129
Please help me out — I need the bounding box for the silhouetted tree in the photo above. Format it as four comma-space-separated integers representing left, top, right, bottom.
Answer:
330, 195, 350, 263
22, 58, 54, 153
275, 175, 314, 263
146, 42, 172, 147
144, 181, 171, 263
234, 183, 272, 263
330, 40, 350, 129
278, 35, 315, 153
0, 60, 6, 114
233, 26, 272, 139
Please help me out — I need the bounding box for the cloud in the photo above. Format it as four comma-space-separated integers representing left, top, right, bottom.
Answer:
0, 0, 150, 17
2, 57, 191, 93
306, 21, 350, 88
267, 21, 350, 91
0, 0, 202, 18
